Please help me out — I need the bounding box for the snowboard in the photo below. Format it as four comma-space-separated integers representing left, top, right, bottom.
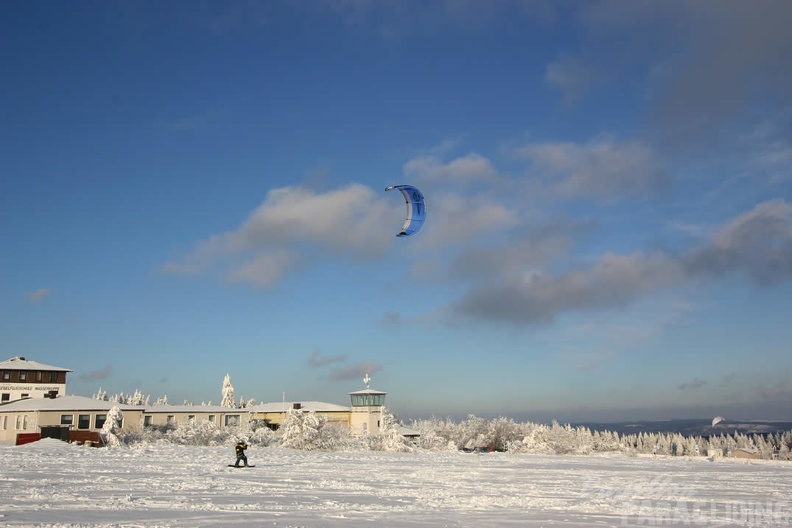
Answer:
228, 465, 256, 468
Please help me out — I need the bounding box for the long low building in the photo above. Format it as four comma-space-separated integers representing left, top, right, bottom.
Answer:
0, 357, 393, 444
0, 395, 144, 443
0, 389, 391, 444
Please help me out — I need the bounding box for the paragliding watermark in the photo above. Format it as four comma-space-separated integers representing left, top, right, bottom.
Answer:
581, 475, 790, 526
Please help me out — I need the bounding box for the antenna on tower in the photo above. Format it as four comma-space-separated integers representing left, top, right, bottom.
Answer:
363, 373, 371, 389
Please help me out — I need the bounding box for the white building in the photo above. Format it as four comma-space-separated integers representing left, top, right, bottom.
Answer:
0, 356, 71, 403
349, 388, 387, 435
0, 359, 400, 444
0, 395, 143, 444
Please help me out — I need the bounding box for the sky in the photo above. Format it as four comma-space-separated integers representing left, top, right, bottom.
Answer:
2, 0, 791, 423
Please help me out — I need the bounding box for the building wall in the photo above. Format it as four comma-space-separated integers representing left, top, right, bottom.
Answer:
1, 405, 383, 442
256, 410, 351, 428
0, 369, 67, 403
349, 407, 383, 435
143, 411, 242, 428
0, 412, 35, 443
0, 409, 146, 443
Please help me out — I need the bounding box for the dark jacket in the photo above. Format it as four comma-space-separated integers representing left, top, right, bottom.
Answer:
235, 442, 248, 457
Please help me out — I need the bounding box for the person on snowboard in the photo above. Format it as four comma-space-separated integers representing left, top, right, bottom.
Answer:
234, 439, 249, 467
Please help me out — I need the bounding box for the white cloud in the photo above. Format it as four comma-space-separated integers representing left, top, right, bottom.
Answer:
448, 199, 792, 325
686, 199, 792, 284
516, 135, 667, 200
413, 193, 519, 249
404, 152, 497, 185
164, 184, 394, 287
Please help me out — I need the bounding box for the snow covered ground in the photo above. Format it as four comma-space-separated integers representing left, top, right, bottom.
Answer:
1, 439, 790, 527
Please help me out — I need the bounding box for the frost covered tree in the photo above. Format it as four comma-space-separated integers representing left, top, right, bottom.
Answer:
165, 420, 231, 446
128, 389, 149, 406
221, 373, 236, 408
101, 405, 124, 447
279, 408, 343, 450
93, 387, 108, 401
370, 408, 412, 452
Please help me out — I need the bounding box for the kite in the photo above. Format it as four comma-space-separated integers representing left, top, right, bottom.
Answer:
385, 184, 425, 237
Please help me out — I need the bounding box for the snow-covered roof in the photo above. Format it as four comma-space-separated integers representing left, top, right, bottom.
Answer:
0, 395, 140, 412
399, 426, 421, 437
252, 401, 351, 413
0, 356, 72, 372
143, 405, 242, 414
348, 388, 387, 395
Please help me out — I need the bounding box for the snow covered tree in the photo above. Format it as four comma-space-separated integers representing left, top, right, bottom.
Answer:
93, 387, 107, 401
221, 373, 236, 408
128, 389, 149, 406
165, 420, 231, 446
279, 408, 343, 450
101, 405, 124, 447
370, 408, 412, 452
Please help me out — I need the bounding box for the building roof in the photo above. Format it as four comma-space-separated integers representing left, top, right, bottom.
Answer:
143, 404, 241, 414
0, 395, 139, 412
252, 401, 351, 413
0, 356, 72, 372
348, 388, 387, 395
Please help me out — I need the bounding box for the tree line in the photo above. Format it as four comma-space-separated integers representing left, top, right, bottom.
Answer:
99, 406, 792, 459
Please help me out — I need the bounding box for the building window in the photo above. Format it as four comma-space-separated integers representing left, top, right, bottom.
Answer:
1, 393, 9, 403
224, 415, 240, 426
21, 393, 29, 399
61, 415, 73, 426
208, 415, 215, 422
50, 372, 58, 382
36, 371, 43, 381
2, 371, 9, 381
19, 372, 27, 381
2, 416, 7, 430
188, 415, 195, 422
78, 414, 91, 429
167, 415, 175, 424
143, 415, 153, 427
95, 414, 107, 429
16, 415, 28, 430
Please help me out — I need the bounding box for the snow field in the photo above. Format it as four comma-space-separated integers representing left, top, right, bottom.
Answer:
1, 439, 790, 527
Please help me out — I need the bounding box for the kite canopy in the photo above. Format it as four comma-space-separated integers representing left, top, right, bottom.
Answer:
385, 184, 425, 237
712, 416, 725, 427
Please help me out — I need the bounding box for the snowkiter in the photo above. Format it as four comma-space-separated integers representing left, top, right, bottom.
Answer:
234, 440, 248, 467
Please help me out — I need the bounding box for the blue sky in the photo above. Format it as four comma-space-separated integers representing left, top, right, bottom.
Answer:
2, 1, 791, 422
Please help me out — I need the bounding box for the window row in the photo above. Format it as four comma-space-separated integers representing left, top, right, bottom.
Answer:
1, 415, 31, 431
2, 370, 60, 382
60, 414, 109, 429
2, 413, 240, 431
141, 414, 240, 427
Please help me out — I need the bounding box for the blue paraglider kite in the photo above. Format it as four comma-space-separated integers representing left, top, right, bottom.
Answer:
385, 184, 425, 237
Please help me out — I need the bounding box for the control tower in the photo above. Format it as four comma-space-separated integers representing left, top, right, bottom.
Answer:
348, 373, 386, 435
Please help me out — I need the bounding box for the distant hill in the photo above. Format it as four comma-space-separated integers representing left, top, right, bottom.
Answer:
572, 418, 792, 437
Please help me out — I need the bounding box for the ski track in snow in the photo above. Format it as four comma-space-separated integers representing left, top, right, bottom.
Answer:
1, 439, 790, 527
